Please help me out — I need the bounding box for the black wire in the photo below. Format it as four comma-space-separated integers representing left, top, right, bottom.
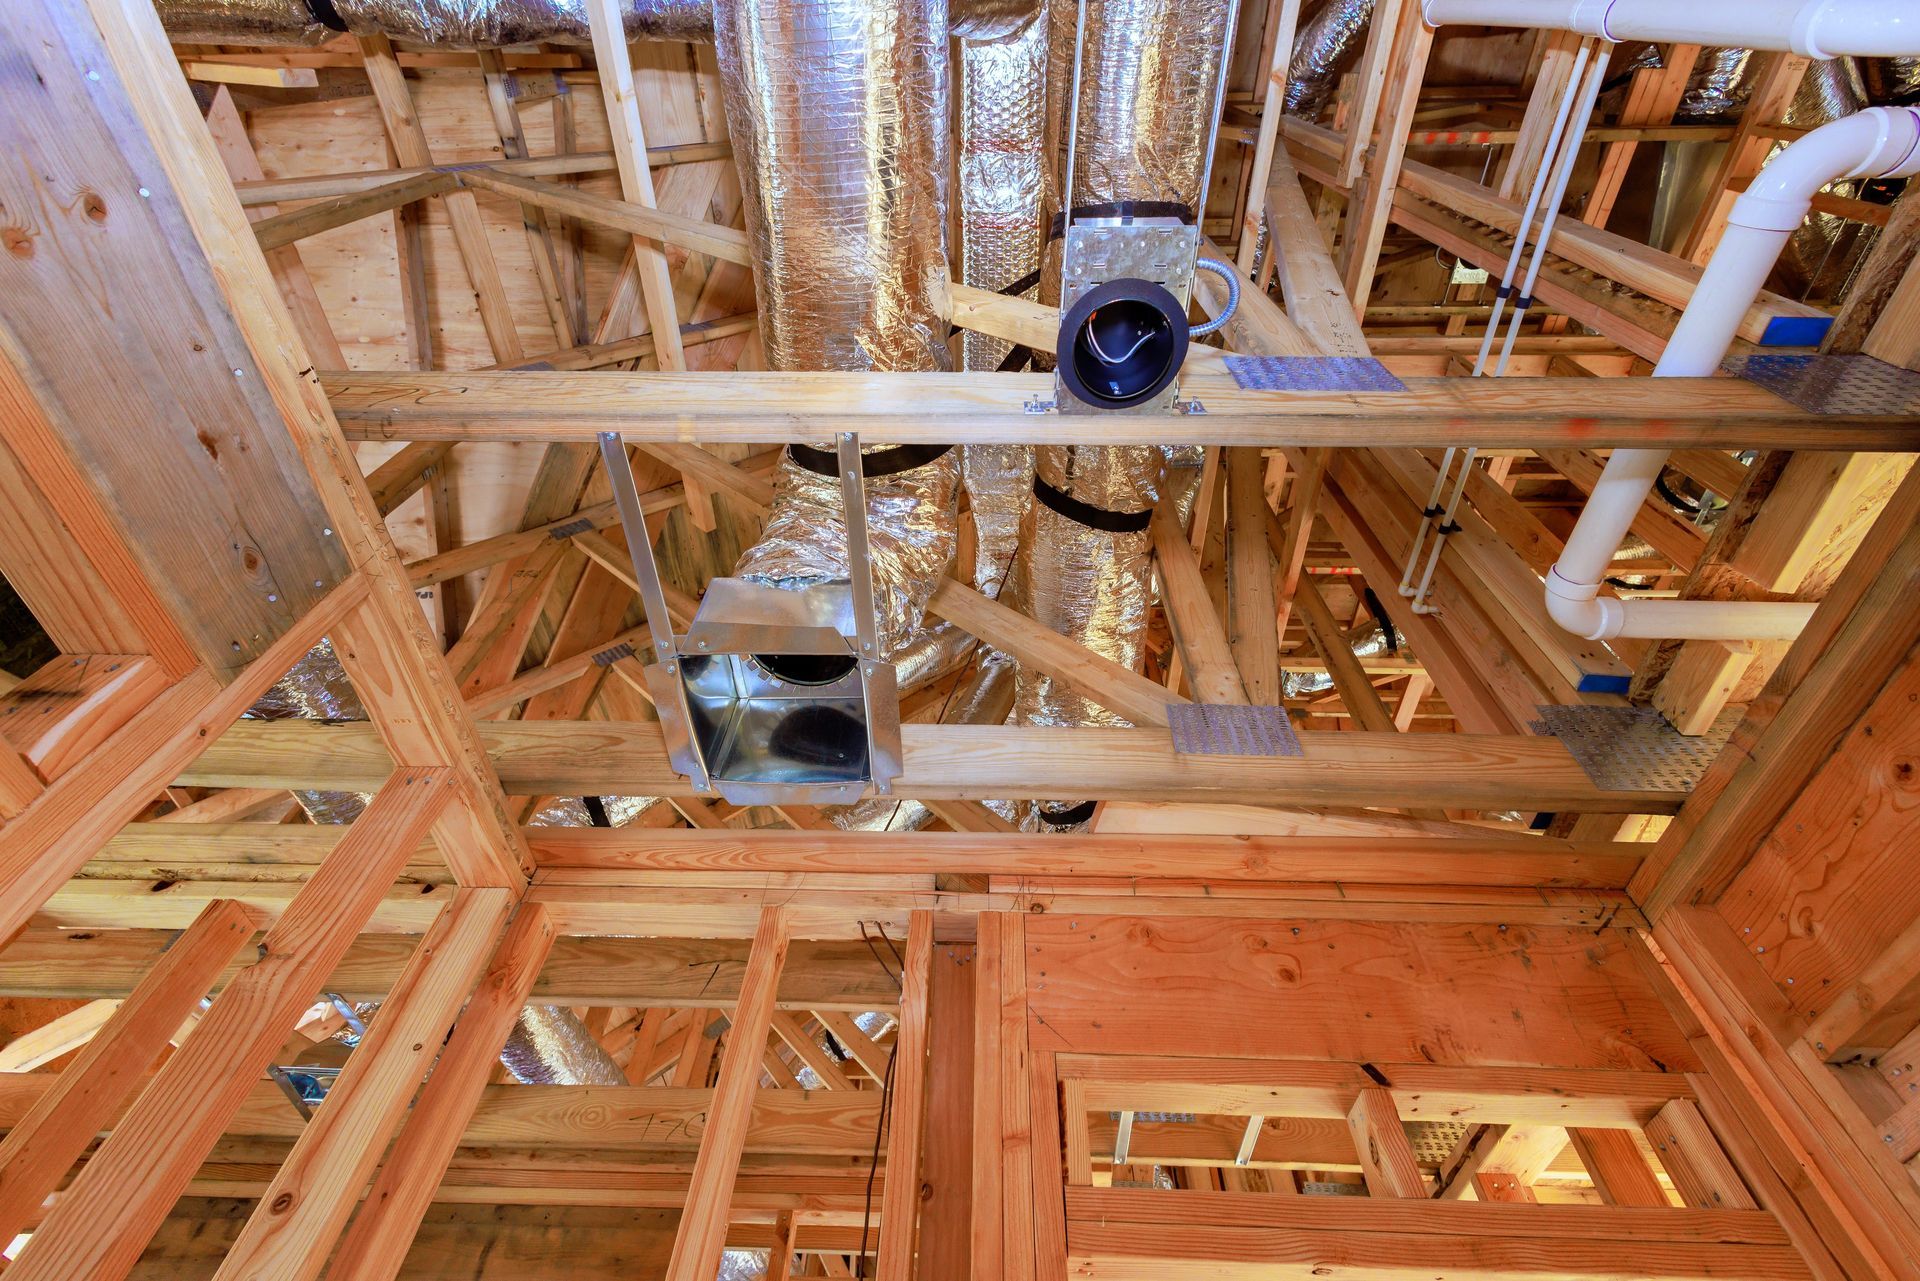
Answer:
855, 1042, 899, 1279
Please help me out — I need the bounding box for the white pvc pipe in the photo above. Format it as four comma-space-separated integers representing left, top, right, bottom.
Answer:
1491, 42, 1611, 378
1544, 106, 1920, 643
1422, 0, 1920, 59
1471, 39, 1593, 378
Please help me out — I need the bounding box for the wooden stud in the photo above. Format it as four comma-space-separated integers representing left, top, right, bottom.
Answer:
4, 767, 454, 1281
663, 907, 792, 1281
1346, 1088, 1427, 1197
876, 911, 934, 1281
210, 887, 512, 1281
0, 899, 258, 1246
326, 903, 558, 1280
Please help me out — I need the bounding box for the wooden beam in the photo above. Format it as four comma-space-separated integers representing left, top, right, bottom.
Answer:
1293, 576, 1393, 734
1645, 1100, 1758, 1212
0, 899, 257, 1246
209, 888, 511, 1281
0, 575, 363, 945
665, 907, 792, 1281
1226, 450, 1281, 704
1236, 0, 1305, 274
326, 903, 557, 1280
176, 718, 1682, 813
1151, 502, 1250, 705
358, 33, 525, 363
1337, 2, 1433, 318
1567, 1128, 1667, 1207
322, 370, 1918, 450
3, 767, 454, 1281
583, 0, 689, 371
366, 442, 454, 517
927, 580, 1185, 729
876, 911, 933, 1280
249, 171, 456, 251
1347, 1087, 1428, 1197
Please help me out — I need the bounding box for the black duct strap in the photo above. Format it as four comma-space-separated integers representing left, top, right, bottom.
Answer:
1033, 475, 1154, 534
581, 795, 612, 827
996, 344, 1035, 373
1360, 586, 1400, 655
1039, 800, 1097, 827
304, 0, 350, 30
787, 442, 954, 479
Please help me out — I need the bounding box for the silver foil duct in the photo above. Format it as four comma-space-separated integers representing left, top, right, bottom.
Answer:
952, 0, 1042, 41
735, 449, 963, 659
336, 0, 714, 45
1280, 618, 1400, 699
1864, 57, 1920, 105
157, 0, 334, 44
158, 0, 715, 45
499, 1003, 629, 1086
1045, 0, 1238, 213
718, 0, 962, 665
712, 0, 952, 375
245, 638, 371, 827
1675, 47, 1755, 121
964, 444, 1036, 597
957, 8, 1051, 373
1283, 0, 1374, 118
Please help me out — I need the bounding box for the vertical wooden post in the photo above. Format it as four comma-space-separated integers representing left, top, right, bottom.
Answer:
876, 911, 934, 1280
663, 906, 792, 1281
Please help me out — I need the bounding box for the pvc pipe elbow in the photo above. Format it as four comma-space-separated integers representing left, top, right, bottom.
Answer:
1545, 565, 1622, 641
1733, 107, 1920, 231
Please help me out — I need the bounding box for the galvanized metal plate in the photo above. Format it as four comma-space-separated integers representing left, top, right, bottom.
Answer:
1533, 704, 1739, 794
1168, 704, 1303, 758
1723, 353, 1920, 416
1408, 1120, 1469, 1165
1300, 1181, 1367, 1196
1057, 221, 1201, 416
1223, 355, 1407, 393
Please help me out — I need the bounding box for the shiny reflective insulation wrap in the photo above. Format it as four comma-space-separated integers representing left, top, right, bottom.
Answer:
499, 1003, 630, 1086
1280, 618, 1402, 699
718, 0, 961, 666
337, 0, 714, 44
244, 638, 371, 827
156, 0, 335, 44
1766, 58, 1872, 302
1012, 0, 1232, 831
1044, 0, 1237, 214
712, 0, 952, 376
1675, 47, 1755, 121
1283, 0, 1374, 117
734, 448, 962, 659
957, 6, 1051, 373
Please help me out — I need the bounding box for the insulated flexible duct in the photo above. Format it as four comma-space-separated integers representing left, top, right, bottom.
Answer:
716, 0, 962, 662
1008, 0, 1232, 831
1284, 0, 1375, 117
158, 0, 714, 44
1676, 47, 1756, 120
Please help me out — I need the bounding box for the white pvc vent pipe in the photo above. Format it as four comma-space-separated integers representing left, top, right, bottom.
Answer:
1544, 105, 1920, 642
1421, 0, 1918, 59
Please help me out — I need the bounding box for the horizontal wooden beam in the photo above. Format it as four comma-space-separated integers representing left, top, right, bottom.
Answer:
229, 143, 731, 206
92, 822, 1644, 887
249, 171, 455, 251
0, 928, 899, 1007
175, 720, 1680, 812
322, 371, 1914, 450
0, 1077, 881, 1156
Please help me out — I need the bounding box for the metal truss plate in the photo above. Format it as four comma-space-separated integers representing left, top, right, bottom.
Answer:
1223, 355, 1408, 393
1532, 704, 1739, 794
1168, 704, 1303, 758
1300, 1181, 1367, 1196
1723, 353, 1920, 416
1408, 1120, 1469, 1165
1057, 221, 1201, 417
